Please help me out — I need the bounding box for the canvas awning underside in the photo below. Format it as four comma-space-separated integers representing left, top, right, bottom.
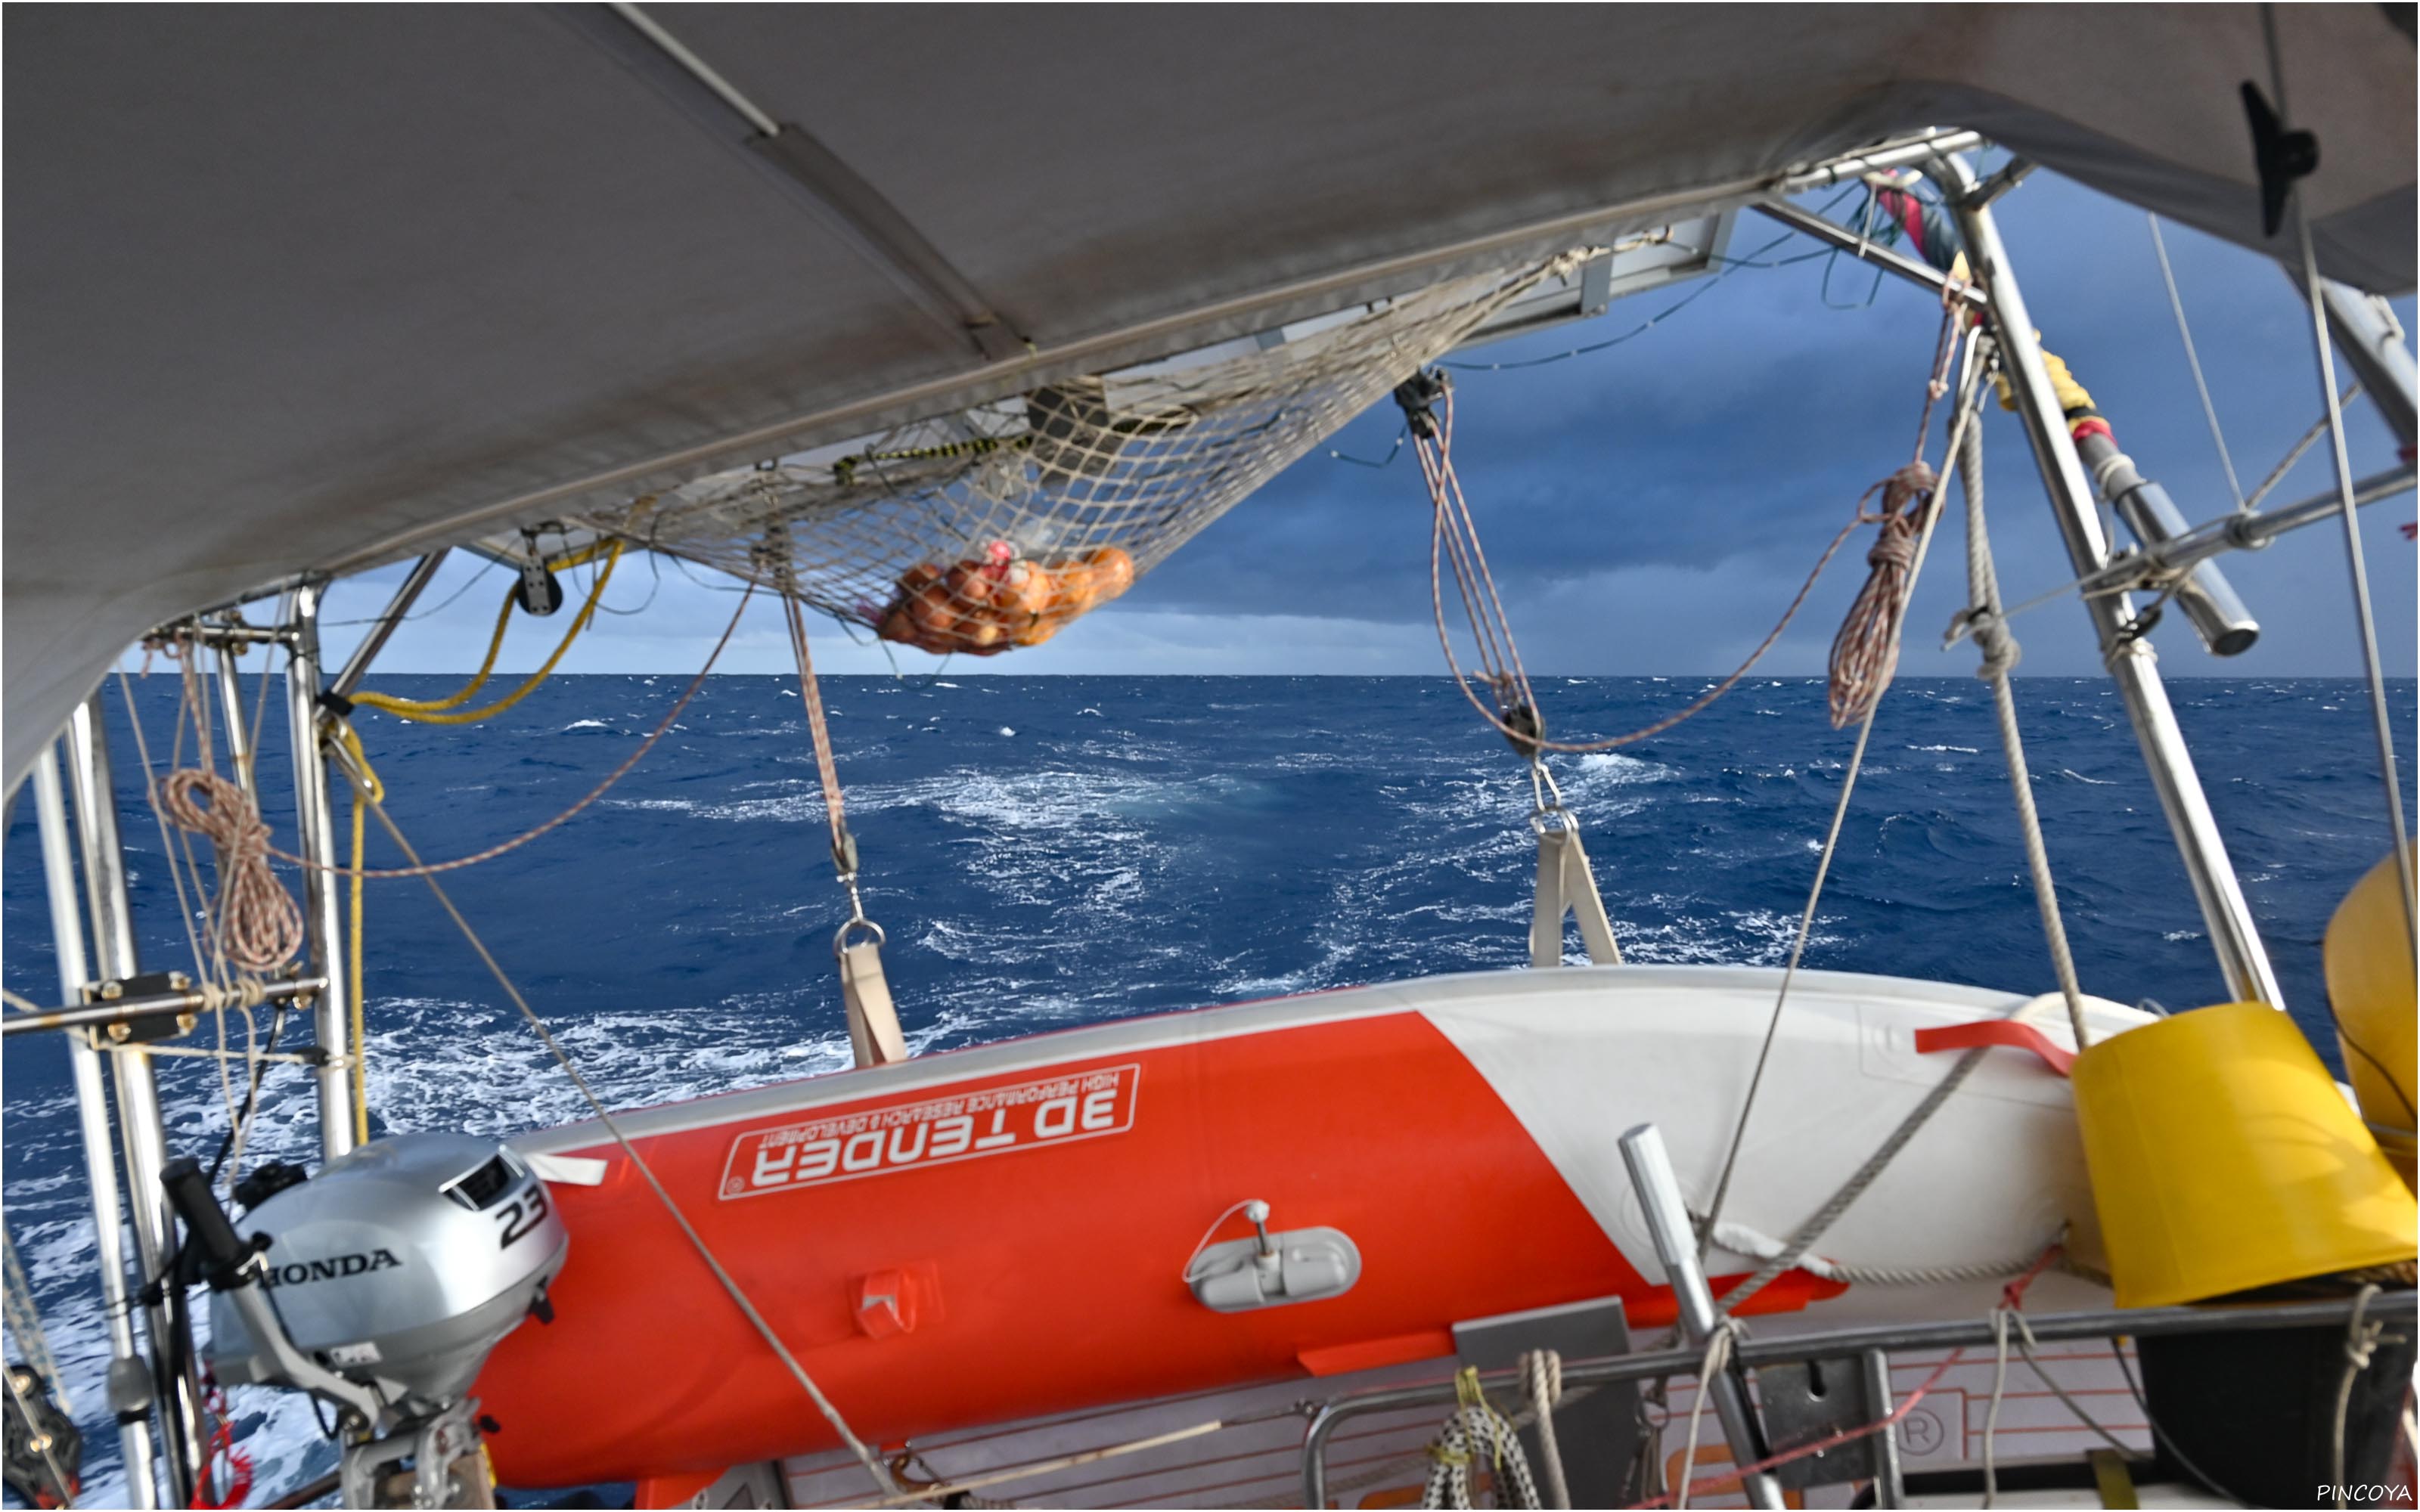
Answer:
6, 3, 2413, 787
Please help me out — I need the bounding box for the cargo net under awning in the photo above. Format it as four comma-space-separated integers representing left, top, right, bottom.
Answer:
579, 256, 1568, 656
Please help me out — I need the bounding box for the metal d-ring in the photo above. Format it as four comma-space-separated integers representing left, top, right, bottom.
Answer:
1528, 804, 1578, 836
833, 915, 888, 955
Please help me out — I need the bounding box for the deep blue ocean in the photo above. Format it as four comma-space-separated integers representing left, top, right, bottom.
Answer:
5, 673, 2412, 1504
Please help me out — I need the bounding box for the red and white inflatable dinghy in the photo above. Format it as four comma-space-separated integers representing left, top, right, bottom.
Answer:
476, 963, 2142, 1492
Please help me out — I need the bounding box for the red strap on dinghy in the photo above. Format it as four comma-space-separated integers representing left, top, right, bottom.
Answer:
1913, 1020, 2075, 1077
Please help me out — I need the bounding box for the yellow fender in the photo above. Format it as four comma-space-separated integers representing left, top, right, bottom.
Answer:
2325, 843, 2417, 1185
2073, 1002, 2415, 1309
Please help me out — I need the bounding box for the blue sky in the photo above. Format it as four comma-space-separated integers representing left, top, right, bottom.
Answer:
323, 167, 2415, 682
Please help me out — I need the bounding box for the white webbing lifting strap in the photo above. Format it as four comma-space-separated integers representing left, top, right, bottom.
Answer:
839, 938, 908, 1067
1531, 824, 1622, 968
777, 559, 908, 1070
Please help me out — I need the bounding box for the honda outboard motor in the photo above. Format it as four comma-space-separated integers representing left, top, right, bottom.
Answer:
204, 1134, 566, 1408
166, 1134, 567, 1508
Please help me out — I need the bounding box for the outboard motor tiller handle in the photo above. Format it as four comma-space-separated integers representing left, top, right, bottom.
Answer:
165, 1156, 392, 1431
160, 1156, 258, 1287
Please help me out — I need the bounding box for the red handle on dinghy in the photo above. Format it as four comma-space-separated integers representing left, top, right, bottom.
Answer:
1913, 1020, 2075, 1077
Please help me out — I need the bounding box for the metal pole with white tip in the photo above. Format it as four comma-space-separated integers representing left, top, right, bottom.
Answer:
1618, 1124, 1786, 1510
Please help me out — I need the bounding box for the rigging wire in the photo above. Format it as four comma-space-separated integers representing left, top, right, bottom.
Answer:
1698, 322, 1985, 1265
345, 787, 898, 1499
2105, 1340, 2247, 1504
1948, 370, 2093, 1053
113, 666, 219, 984
282, 581, 755, 879
343, 727, 383, 1147
1825, 306, 1970, 729
316, 553, 505, 629
1328, 423, 1408, 468
663, 547, 762, 596
2265, 7, 2418, 953
2245, 380, 2366, 513
2145, 215, 2246, 510
1416, 384, 1872, 754
113, 662, 278, 1180
584, 540, 666, 617
5, 1220, 78, 1510
1815, 187, 1888, 311
1438, 185, 1866, 374
2, 1228, 67, 1411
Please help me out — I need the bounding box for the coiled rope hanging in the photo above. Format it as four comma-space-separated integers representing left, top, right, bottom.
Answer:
1406, 290, 1970, 752
1694, 293, 1988, 1276
1826, 304, 1966, 728
159, 767, 304, 974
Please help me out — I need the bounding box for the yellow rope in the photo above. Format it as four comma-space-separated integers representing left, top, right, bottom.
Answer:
351, 542, 622, 724
358, 592, 512, 716
338, 725, 384, 1146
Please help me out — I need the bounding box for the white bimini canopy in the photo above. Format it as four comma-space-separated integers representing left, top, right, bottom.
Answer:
5, 4, 2413, 786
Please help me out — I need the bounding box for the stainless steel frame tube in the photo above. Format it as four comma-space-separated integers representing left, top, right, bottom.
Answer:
1748, 200, 1987, 313
63, 698, 203, 1503
32, 742, 161, 1509
1, 975, 327, 1039
327, 549, 449, 703
280, 581, 358, 1160
1929, 151, 2285, 1010
2074, 466, 2412, 598
1860, 1349, 1903, 1507
1299, 1294, 2412, 1507
211, 634, 256, 798
2305, 275, 2417, 452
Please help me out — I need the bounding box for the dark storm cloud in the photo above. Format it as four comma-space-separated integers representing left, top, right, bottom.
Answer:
1112, 169, 2415, 678
318, 168, 2413, 680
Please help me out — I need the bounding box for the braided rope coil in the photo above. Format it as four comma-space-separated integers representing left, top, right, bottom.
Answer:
158, 768, 302, 973
1826, 460, 1938, 730
1421, 1399, 1543, 1509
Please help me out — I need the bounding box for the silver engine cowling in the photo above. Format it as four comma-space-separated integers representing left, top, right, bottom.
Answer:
206, 1134, 566, 1411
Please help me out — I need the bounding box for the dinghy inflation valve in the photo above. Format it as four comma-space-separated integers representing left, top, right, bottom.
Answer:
1184, 1200, 1360, 1312
1244, 1198, 1276, 1262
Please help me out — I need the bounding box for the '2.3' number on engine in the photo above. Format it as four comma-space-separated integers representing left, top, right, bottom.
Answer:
496, 1185, 549, 1250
